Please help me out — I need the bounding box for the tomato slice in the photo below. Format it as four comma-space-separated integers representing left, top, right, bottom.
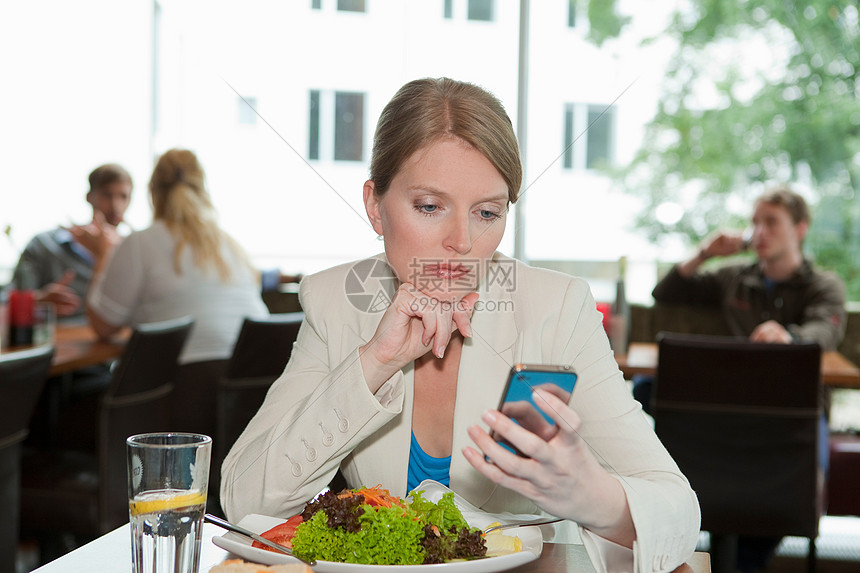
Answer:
251, 514, 303, 551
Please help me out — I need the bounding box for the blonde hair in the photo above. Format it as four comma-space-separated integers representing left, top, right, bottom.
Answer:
370, 77, 522, 203
148, 148, 252, 280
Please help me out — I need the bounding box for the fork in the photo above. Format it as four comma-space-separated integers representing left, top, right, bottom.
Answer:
483, 517, 564, 533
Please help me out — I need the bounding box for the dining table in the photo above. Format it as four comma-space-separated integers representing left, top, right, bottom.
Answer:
30, 520, 711, 572
617, 342, 860, 389
0, 321, 129, 376
48, 322, 129, 377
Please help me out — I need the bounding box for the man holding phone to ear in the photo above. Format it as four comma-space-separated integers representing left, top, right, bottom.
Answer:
643, 184, 846, 573
650, 185, 845, 349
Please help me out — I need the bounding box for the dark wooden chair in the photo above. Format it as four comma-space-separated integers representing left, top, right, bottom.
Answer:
215, 313, 304, 470
653, 332, 823, 573
0, 344, 54, 573
20, 317, 193, 563
826, 431, 860, 517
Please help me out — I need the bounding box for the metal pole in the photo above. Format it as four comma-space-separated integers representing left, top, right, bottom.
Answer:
513, 0, 529, 262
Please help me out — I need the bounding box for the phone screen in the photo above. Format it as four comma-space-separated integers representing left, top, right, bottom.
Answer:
491, 364, 578, 457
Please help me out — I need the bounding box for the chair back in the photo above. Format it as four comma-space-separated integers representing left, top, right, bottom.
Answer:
0, 345, 55, 447
653, 332, 823, 539
216, 313, 303, 461
98, 316, 194, 531
0, 345, 54, 572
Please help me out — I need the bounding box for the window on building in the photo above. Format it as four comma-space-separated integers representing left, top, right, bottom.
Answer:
567, 0, 577, 28
311, 0, 321, 9
586, 104, 614, 168
562, 103, 616, 170
308, 90, 320, 160
337, 0, 365, 12
334, 92, 364, 161
308, 90, 365, 162
444, 0, 453, 19
237, 96, 257, 125
563, 104, 575, 169
467, 0, 493, 22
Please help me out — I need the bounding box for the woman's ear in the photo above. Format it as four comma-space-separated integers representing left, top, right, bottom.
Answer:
363, 180, 384, 236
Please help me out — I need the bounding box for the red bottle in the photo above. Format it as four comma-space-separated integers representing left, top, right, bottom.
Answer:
8, 262, 36, 346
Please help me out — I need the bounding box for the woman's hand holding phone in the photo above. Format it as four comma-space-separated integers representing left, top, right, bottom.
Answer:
487, 365, 576, 456
462, 374, 634, 545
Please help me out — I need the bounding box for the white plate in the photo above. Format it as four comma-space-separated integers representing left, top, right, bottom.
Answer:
212, 482, 543, 572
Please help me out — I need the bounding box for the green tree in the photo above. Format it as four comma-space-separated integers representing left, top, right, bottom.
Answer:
613, 0, 860, 299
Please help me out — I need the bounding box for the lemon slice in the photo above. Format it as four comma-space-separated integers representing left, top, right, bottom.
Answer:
484, 526, 523, 556
129, 490, 207, 516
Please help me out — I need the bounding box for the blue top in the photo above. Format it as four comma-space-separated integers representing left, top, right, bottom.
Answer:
406, 431, 451, 492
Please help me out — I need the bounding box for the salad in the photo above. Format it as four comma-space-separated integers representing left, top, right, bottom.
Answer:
252, 486, 495, 565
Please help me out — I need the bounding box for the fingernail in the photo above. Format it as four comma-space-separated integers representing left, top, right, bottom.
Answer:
482, 410, 497, 424
436, 346, 445, 359
462, 323, 473, 338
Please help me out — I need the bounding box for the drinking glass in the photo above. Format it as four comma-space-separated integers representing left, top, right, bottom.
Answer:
33, 302, 56, 346
127, 433, 212, 573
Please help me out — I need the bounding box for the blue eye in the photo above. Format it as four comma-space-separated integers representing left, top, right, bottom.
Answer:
415, 204, 438, 215
479, 209, 501, 221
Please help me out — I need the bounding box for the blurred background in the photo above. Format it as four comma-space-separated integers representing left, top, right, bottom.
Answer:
2, 0, 859, 306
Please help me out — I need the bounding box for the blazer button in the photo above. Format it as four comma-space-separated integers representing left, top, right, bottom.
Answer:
319, 422, 334, 446
334, 408, 350, 432
302, 439, 318, 462
285, 453, 303, 477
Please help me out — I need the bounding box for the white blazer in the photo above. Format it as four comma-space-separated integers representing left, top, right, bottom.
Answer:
221, 253, 700, 572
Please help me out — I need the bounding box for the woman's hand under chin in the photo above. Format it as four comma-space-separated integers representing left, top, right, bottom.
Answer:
358, 283, 479, 393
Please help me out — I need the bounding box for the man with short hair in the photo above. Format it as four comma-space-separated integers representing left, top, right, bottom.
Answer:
651, 185, 846, 349
644, 184, 846, 573
10, 164, 133, 451
11, 163, 133, 320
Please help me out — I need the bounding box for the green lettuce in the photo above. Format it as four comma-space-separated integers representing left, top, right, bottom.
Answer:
290, 489, 484, 565
292, 504, 425, 565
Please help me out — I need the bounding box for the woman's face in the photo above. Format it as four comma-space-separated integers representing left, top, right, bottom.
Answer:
364, 138, 509, 302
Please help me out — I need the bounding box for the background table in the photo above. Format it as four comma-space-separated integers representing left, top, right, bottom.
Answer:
32, 521, 710, 572
49, 323, 128, 377
617, 342, 860, 389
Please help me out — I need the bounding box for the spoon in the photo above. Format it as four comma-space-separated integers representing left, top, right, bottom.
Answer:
483, 517, 564, 533
204, 513, 316, 567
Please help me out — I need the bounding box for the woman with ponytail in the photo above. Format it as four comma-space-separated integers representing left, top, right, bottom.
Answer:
86, 148, 269, 433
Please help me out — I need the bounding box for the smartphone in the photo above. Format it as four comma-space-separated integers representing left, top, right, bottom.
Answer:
490, 364, 578, 457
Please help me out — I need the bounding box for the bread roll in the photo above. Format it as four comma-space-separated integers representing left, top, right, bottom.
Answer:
209, 558, 312, 572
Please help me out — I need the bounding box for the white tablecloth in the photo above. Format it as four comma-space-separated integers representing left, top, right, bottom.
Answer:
33, 522, 231, 572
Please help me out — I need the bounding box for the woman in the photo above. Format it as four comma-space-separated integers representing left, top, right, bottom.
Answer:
221, 79, 700, 572
86, 148, 269, 431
